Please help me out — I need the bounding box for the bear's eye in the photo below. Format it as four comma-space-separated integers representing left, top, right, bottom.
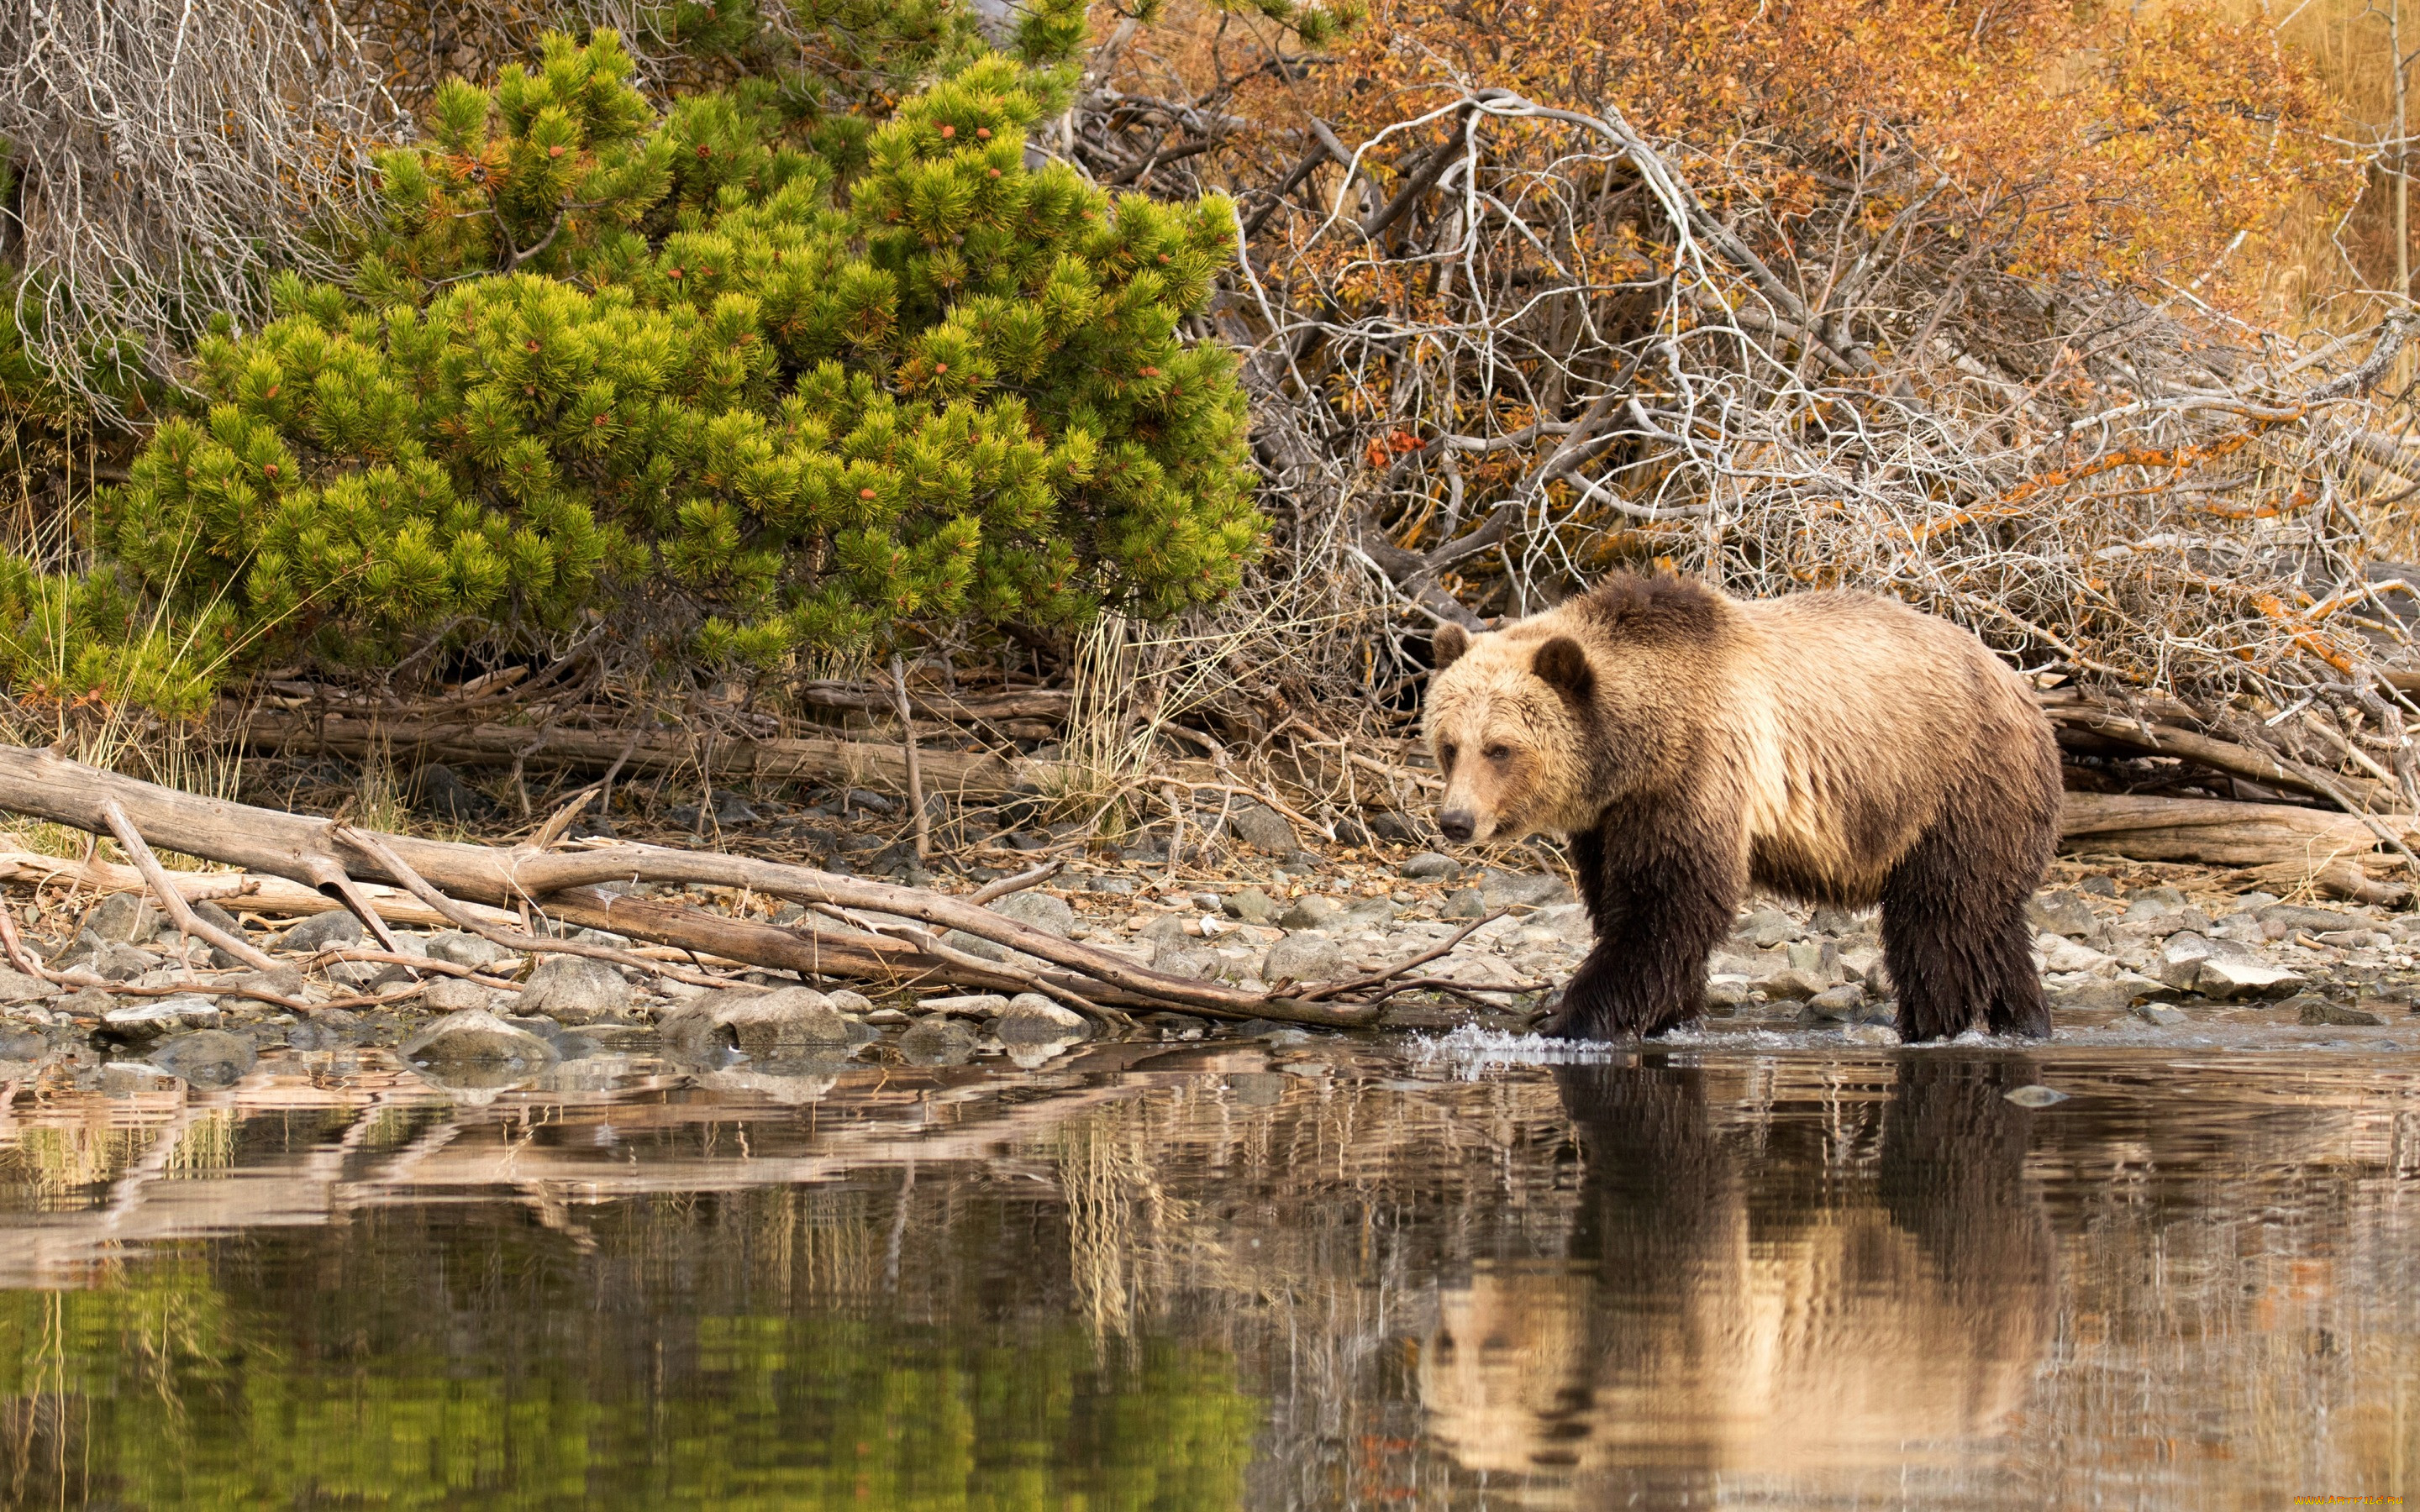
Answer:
1438, 743, 1458, 769
1484, 744, 1511, 762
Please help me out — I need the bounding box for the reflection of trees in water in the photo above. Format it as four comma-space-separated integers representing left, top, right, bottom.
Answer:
0, 1049, 2409, 1504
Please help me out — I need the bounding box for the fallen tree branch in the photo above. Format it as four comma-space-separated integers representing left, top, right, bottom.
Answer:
0, 748, 1389, 1026
98, 799, 278, 972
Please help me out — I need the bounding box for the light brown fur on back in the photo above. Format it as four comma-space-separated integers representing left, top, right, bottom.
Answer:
1423, 580, 2050, 906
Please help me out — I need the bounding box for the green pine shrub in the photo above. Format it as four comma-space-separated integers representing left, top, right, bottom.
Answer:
89, 29, 1260, 695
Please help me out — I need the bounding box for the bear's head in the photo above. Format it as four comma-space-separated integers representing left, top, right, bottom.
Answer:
1421, 624, 1597, 844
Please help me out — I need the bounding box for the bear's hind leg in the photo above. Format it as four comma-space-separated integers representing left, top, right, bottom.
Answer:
1879, 822, 2049, 1042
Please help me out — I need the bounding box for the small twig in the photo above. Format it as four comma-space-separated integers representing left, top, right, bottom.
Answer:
969, 859, 1063, 906
893, 653, 930, 863
1296, 910, 1507, 1001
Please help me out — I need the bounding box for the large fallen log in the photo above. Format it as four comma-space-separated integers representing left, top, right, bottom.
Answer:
0, 746, 1413, 1026
2059, 790, 2414, 904
234, 708, 1075, 800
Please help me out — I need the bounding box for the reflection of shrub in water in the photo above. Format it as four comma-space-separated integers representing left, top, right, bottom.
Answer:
1419, 1057, 2055, 1487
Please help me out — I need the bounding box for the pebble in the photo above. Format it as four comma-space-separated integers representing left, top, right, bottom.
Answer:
80, 893, 157, 944
0, 969, 52, 1005
2004, 1084, 2071, 1107
401, 1009, 558, 1070
994, 994, 1090, 1043
919, 993, 1009, 1017
991, 890, 1076, 937
2300, 998, 2386, 1026
2131, 1003, 2188, 1026
425, 931, 519, 969
516, 955, 634, 1026
1223, 888, 1276, 923
422, 977, 492, 1013
1278, 895, 1344, 931
150, 1029, 255, 1089
1264, 934, 1343, 986
1401, 852, 1460, 881
1443, 888, 1488, 920
1227, 803, 1297, 854
103, 996, 221, 1034
281, 911, 366, 953
898, 1015, 978, 1064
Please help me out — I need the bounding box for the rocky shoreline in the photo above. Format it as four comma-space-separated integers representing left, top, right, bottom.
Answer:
0, 844, 2414, 1096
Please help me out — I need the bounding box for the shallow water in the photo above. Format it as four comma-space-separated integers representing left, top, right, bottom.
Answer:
0, 1032, 2412, 1509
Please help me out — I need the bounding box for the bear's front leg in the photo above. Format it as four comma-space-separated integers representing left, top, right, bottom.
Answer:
1539, 816, 1742, 1040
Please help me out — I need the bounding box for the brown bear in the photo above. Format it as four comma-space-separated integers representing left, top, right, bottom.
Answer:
1422, 572, 2061, 1042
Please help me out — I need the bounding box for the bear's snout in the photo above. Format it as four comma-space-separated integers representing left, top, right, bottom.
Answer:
1437, 808, 1476, 843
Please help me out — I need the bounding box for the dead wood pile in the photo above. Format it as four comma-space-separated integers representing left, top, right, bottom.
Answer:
0, 746, 1541, 1027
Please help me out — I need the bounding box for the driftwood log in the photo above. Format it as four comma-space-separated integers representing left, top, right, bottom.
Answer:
2058, 790, 2413, 904
0, 746, 1512, 1026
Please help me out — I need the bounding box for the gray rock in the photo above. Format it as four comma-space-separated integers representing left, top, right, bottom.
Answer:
994, 994, 1090, 1043
1223, 803, 1297, 854
918, 993, 1009, 1017
2300, 997, 2386, 1026
1735, 909, 1802, 948
842, 788, 896, 815
2194, 957, 2302, 1000
423, 977, 492, 1013
991, 890, 1076, 937
2027, 890, 2100, 938
92, 943, 158, 982
415, 763, 499, 822
2004, 1084, 2070, 1107
2156, 932, 2217, 989
81, 893, 157, 944
1264, 933, 1344, 986
0, 969, 52, 1005
1479, 870, 1572, 910
1443, 887, 1488, 920
1278, 894, 1345, 931
1755, 959, 1830, 1002
939, 928, 1008, 962
2051, 972, 2172, 1011
714, 793, 760, 825
1786, 938, 1843, 985
103, 995, 221, 1035
1223, 887, 1276, 923
287, 1009, 366, 1050
723, 987, 865, 1054
424, 931, 519, 969
1802, 984, 1866, 1021
516, 955, 633, 1025
1402, 852, 1460, 881
2260, 903, 2355, 934
401, 1009, 559, 1069
1151, 946, 1219, 980
1840, 1022, 1902, 1046
827, 989, 876, 1015
150, 1029, 255, 1089
226, 965, 305, 999
2131, 1002, 2188, 1026
897, 1014, 978, 1064
281, 911, 366, 953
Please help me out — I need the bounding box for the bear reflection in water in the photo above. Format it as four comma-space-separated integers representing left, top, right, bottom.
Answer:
1419, 1057, 2054, 1488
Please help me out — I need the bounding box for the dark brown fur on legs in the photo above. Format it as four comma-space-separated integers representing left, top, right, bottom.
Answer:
1541, 808, 1741, 1040
1880, 779, 2054, 1041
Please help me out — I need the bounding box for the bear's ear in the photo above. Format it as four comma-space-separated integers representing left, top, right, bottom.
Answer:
1431, 622, 1470, 671
1533, 636, 1595, 704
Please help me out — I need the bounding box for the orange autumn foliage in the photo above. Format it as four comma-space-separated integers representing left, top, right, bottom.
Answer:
1280, 0, 2353, 312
